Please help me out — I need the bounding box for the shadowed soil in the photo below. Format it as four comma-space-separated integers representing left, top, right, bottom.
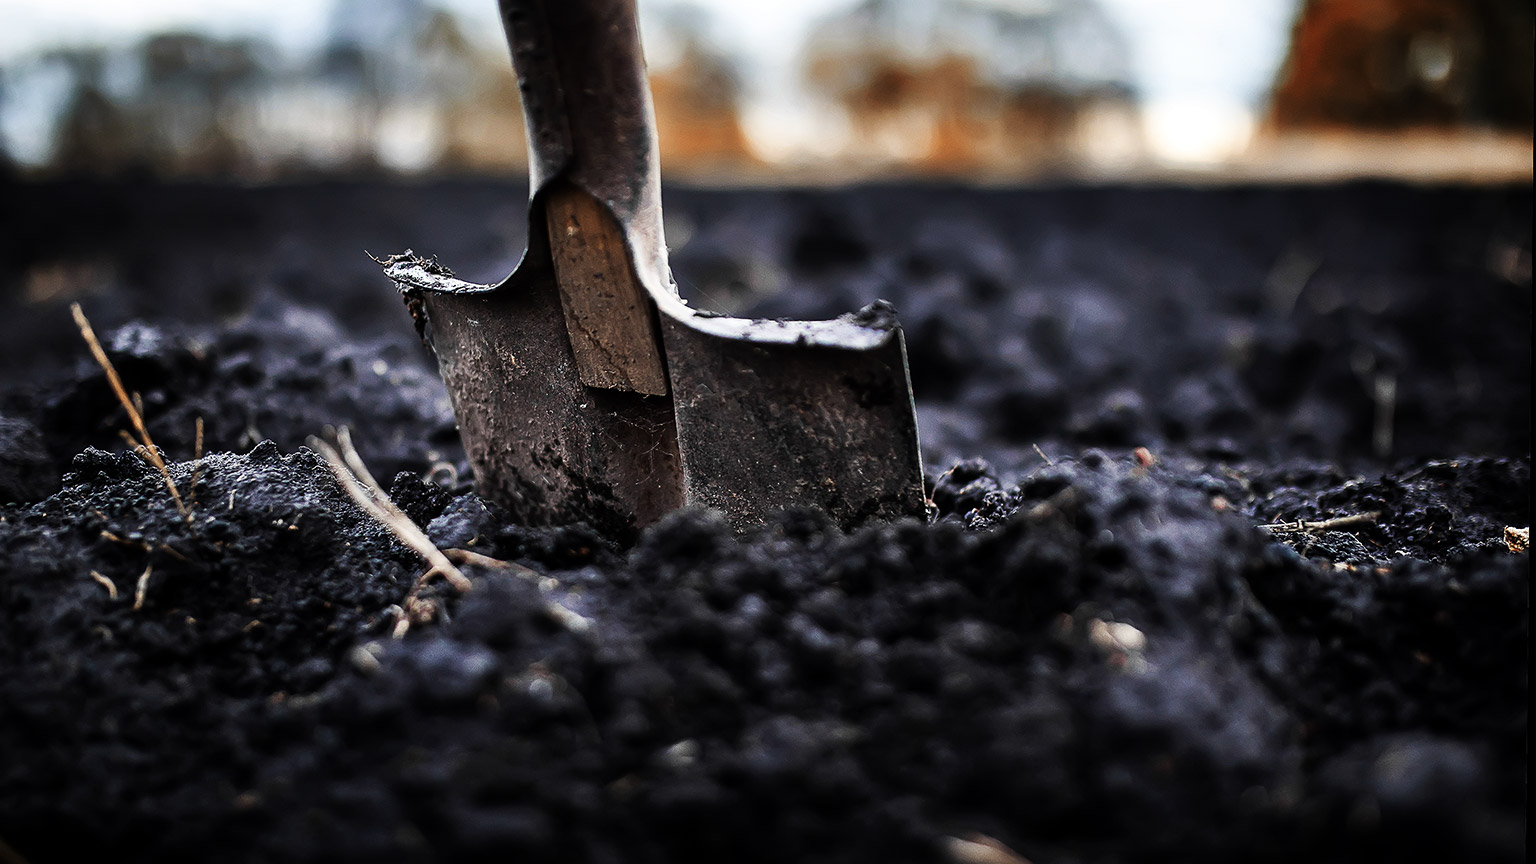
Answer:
0, 179, 1527, 863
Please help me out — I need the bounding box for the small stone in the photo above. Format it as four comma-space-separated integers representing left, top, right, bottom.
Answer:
1089, 618, 1147, 655
658, 739, 699, 770
349, 644, 383, 676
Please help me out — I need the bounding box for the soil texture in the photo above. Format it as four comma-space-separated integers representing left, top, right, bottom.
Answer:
0, 179, 1528, 863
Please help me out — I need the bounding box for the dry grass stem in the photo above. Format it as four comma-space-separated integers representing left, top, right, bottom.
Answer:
100, 530, 149, 551
444, 547, 542, 581
71, 302, 188, 517
132, 565, 153, 611
156, 542, 191, 563
441, 545, 590, 631
89, 570, 119, 600
1259, 511, 1380, 533
187, 417, 205, 518
542, 600, 594, 634
312, 427, 593, 638
310, 427, 471, 594
98, 530, 189, 563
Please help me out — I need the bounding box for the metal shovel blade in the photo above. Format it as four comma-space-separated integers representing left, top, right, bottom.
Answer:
382, 0, 923, 537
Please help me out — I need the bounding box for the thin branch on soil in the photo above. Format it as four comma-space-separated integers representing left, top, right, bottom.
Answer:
89, 570, 119, 600
71, 303, 188, 518
187, 417, 204, 518
98, 530, 190, 563
132, 564, 152, 611
157, 542, 190, 563
100, 529, 148, 550
311, 427, 592, 636
444, 547, 542, 581
311, 427, 592, 637
310, 428, 471, 594
442, 549, 592, 632
1032, 443, 1053, 466
1259, 511, 1380, 533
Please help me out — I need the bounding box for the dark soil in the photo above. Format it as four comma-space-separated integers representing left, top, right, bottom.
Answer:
0, 179, 1528, 863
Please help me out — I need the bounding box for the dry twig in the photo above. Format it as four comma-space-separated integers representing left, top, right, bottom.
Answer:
312, 427, 592, 637
1259, 512, 1380, 533
89, 570, 119, 600
132, 565, 153, 611
444, 547, 542, 581
310, 427, 471, 594
71, 303, 188, 518
99, 530, 190, 563
187, 417, 204, 516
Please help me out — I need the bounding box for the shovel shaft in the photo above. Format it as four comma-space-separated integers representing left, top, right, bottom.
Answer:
499, 0, 670, 293
500, 0, 672, 395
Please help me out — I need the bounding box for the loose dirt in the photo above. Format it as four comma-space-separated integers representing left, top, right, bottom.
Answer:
0, 180, 1527, 863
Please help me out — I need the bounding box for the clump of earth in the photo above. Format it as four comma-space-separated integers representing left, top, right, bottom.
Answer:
0, 180, 1528, 863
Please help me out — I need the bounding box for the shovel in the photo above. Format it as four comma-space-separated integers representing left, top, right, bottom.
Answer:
381, 0, 924, 538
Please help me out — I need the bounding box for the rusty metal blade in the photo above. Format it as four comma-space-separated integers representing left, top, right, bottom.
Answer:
661, 303, 925, 529
381, 0, 924, 535
385, 242, 684, 541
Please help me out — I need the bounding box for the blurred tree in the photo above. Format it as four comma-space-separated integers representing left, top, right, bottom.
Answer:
1271, 0, 1535, 130
40, 48, 145, 175
804, 0, 1134, 172
648, 7, 754, 170
53, 84, 138, 175
424, 10, 526, 172
136, 33, 269, 175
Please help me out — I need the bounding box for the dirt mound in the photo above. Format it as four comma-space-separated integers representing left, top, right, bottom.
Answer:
0, 180, 1527, 862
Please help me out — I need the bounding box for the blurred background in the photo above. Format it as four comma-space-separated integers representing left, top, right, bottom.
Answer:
1, 0, 1531, 182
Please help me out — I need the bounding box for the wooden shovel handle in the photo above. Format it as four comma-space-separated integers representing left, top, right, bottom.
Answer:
499, 0, 671, 395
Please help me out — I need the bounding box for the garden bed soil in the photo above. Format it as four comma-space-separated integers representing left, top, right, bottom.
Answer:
0, 179, 1528, 863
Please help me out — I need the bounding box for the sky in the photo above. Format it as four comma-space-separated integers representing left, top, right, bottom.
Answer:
0, 0, 1302, 164
1, 0, 1298, 103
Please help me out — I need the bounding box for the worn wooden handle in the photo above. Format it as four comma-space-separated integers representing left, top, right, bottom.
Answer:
545, 185, 668, 395
501, 0, 671, 395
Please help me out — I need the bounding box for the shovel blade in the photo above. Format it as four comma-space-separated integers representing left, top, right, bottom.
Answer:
392, 249, 926, 535
395, 255, 684, 541
661, 308, 926, 531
